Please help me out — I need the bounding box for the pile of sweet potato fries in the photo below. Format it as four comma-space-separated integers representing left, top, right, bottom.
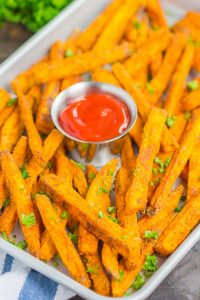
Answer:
0, 0, 200, 296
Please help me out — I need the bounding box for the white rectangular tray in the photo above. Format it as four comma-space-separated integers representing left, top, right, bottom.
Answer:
0, 1, 200, 299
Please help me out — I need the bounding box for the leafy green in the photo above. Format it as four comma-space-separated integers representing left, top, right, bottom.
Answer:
132, 273, 145, 290
144, 230, 159, 240
6, 98, 17, 107
21, 213, 36, 228
0, 0, 74, 33
20, 165, 30, 179
64, 49, 74, 58
69, 232, 78, 245
60, 211, 69, 220
2, 197, 10, 208
144, 255, 157, 274
185, 111, 191, 122
187, 80, 199, 91
166, 115, 176, 128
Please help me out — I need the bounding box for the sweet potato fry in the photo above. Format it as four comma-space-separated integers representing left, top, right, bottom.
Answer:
93, 0, 143, 51
149, 52, 163, 78
86, 165, 98, 185
75, 0, 124, 51
147, 0, 167, 28
39, 174, 141, 268
0, 108, 24, 151
121, 135, 136, 171
13, 43, 134, 93
187, 137, 200, 200
87, 144, 97, 162
112, 63, 179, 152
182, 88, 200, 111
27, 85, 41, 113
36, 194, 90, 287
64, 137, 76, 152
70, 160, 88, 197
193, 47, 200, 72
124, 29, 171, 78
181, 163, 189, 183
155, 194, 200, 256
165, 42, 195, 115
139, 185, 184, 237
143, 33, 186, 104
129, 115, 143, 146
125, 107, 167, 214
1, 151, 40, 257
25, 129, 64, 192
0, 103, 16, 129
12, 86, 45, 167
132, 65, 148, 90
0, 89, 12, 113
169, 113, 187, 143
110, 138, 124, 155
92, 68, 120, 86
77, 142, 89, 158
61, 76, 81, 91
55, 144, 72, 187
150, 108, 200, 210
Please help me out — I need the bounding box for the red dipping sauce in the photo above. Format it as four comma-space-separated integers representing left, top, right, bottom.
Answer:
58, 93, 130, 142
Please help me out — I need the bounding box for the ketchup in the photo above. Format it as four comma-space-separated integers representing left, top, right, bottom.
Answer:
58, 92, 130, 142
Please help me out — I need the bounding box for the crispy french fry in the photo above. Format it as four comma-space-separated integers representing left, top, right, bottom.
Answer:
86, 165, 98, 185
1, 151, 40, 256
27, 85, 42, 113
182, 88, 200, 111
121, 135, 136, 170
187, 137, 200, 200
70, 160, 88, 197
155, 194, 200, 256
140, 185, 184, 236
181, 163, 189, 183
193, 47, 200, 72
134, 15, 149, 48
55, 144, 72, 186
149, 52, 163, 78
129, 115, 143, 146
169, 113, 187, 143
124, 29, 171, 78
150, 108, 200, 210
110, 138, 124, 155
25, 129, 64, 193
93, 0, 143, 51
143, 33, 186, 104
0, 108, 24, 151
77, 142, 89, 158
87, 144, 97, 162
36, 194, 91, 287
125, 107, 167, 214
61, 76, 81, 91
0, 103, 16, 129
12, 86, 45, 167
64, 137, 76, 152
0, 89, 12, 113
147, 0, 167, 28
75, 0, 124, 51
39, 174, 141, 268
165, 42, 195, 115
185, 11, 200, 30
92, 69, 120, 86
13, 43, 134, 93
112, 63, 179, 152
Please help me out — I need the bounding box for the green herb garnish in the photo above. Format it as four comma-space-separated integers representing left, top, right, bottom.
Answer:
185, 111, 191, 122
107, 215, 119, 224
2, 197, 10, 208
144, 255, 157, 273
73, 161, 85, 170
17, 240, 27, 250
116, 269, 125, 282
53, 261, 59, 267
86, 266, 98, 275
174, 206, 182, 213
89, 172, 96, 179
98, 211, 104, 219
166, 115, 176, 128
97, 187, 109, 194
21, 213, 36, 228
132, 273, 145, 290
187, 80, 199, 91
144, 230, 159, 240
6, 98, 17, 107
60, 211, 69, 220
64, 49, 74, 58
107, 206, 116, 213
69, 233, 78, 245
133, 21, 142, 30
146, 83, 155, 95
20, 165, 30, 179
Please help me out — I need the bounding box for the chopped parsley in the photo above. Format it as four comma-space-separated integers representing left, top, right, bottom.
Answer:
60, 211, 69, 220
180, 195, 186, 202
132, 273, 145, 290
144, 255, 157, 274
144, 230, 159, 240
152, 168, 158, 175
109, 169, 114, 176
174, 206, 182, 213
154, 156, 171, 174
73, 161, 85, 170
17, 240, 27, 250
53, 261, 59, 267
97, 187, 109, 194
150, 181, 155, 187
81, 143, 89, 151
21, 213, 36, 228
166, 115, 176, 128
69, 233, 78, 245
6, 98, 17, 107
185, 111, 191, 122
116, 269, 125, 282
86, 265, 98, 275
133, 21, 142, 30
107, 215, 119, 224
146, 83, 155, 95
64, 49, 74, 58
20, 185, 25, 191
31, 191, 49, 200
107, 206, 116, 213
2, 197, 10, 208
187, 80, 199, 91
89, 172, 96, 179
20, 165, 30, 179
98, 211, 104, 219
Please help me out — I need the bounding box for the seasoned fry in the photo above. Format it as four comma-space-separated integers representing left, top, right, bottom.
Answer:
93, 0, 143, 51
187, 137, 200, 200
124, 29, 171, 78
149, 52, 163, 78
155, 194, 200, 256
36, 194, 90, 287
147, 0, 167, 28
75, 0, 124, 51
193, 47, 200, 72
61, 76, 81, 91
0, 108, 24, 151
39, 174, 140, 268
169, 113, 187, 143
165, 42, 195, 115
55, 144, 72, 186
182, 88, 200, 111
121, 135, 136, 170
112, 63, 179, 152
92, 68, 120, 86
27, 85, 41, 113
1, 151, 40, 257
86, 165, 98, 185
150, 108, 200, 210
129, 115, 143, 146
0, 103, 16, 129
110, 138, 124, 155
125, 107, 167, 214
64, 137, 76, 152
87, 144, 97, 162
77, 142, 89, 158
70, 160, 88, 197
0, 89, 12, 113
13, 43, 134, 92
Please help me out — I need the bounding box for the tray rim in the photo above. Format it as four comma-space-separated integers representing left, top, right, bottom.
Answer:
0, 0, 200, 299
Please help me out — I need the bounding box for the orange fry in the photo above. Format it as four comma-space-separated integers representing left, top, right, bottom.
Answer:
169, 113, 187, 143
70, 160, 88, 197
36, 194, 90, 287
182, 88, 200, 111
125, 107, 167, 214
39, 174, 140, 268
147, 0, 167, 28
86, 165, 98, 185
61, 76, 81, 91
92, 68, 120, 86
0, 89, 12, 113
55, 144, 72, 186
165, 42, 195, 115
187, 137, 200, 200
1, 151, 40, 257
129, 115, 143, 146
93, 0, 143, 51
121, 135, 136, 171
150, 108, 200, 210
87, 144, 97, 162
